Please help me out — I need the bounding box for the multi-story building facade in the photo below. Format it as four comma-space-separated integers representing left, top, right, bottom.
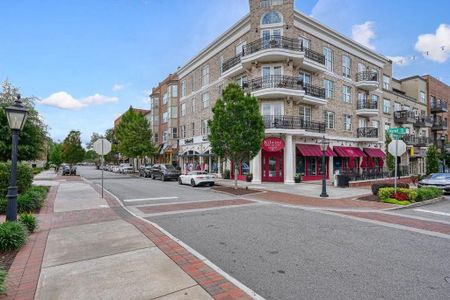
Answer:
150, 74, 179, 165
175, 0, 390, 183
382, 75, 432, 175
423, 75, 449, 145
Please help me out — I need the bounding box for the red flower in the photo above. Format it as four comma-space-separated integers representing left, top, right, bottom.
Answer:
393, 192, 409, 201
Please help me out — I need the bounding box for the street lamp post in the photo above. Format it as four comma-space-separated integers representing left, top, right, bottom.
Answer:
319, 136, 329, 198
4, 95, 28, 221
441, 135, 446, 173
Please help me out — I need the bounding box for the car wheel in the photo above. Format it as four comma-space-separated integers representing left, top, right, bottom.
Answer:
161, 175, 165, 181
178, 177, 183, 185
209, 182, 214, 187
191, 179, 196, 187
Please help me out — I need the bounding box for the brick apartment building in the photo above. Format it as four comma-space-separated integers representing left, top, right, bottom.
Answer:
145, 0, 443, 183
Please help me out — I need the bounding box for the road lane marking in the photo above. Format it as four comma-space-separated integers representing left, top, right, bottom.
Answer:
414, 208, 450, 217
123, 196, 178, 203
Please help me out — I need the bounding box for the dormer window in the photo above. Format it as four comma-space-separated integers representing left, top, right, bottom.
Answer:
261, 11, 282, 25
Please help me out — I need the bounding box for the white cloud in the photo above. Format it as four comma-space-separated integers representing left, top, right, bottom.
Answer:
112, 84, 124, 92
386, 56, 412, 66
351, 21, 376, 50
415, 24, 450, 63
39, 91, 118, 110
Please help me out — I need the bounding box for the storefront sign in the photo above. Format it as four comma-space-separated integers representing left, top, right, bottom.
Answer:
184, 138, 194, 144
262, 137, 285, 152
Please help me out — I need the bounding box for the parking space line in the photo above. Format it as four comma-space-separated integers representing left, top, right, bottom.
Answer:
414, 209, 450, 217
123, 196, 178, 203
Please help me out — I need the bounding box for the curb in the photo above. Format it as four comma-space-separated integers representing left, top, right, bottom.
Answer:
382, 196, 446, 211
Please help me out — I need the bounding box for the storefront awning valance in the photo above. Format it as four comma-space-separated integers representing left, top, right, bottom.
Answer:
333, 146, 366, 158
363, 148, 385, 158
296, 144, 335, 157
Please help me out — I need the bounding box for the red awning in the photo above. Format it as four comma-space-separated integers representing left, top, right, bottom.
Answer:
333, 146, 366, 158
363, 148, 386, 158
296, 144, 335, 157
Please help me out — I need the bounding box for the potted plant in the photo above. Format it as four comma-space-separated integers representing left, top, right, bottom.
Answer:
295, 173, 302, 183
246, 173, 253, 182
224, 169, 231, 179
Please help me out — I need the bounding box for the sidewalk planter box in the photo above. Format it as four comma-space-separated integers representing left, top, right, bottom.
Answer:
336, 175, 350, 187
294, 174, 302, 183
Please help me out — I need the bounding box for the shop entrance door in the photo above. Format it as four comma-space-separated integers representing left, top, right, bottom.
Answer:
262, 150, 283, 182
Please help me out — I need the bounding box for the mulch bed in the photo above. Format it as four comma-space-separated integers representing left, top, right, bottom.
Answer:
357, 194, 380, 202
212, 185, 262, 195
0, 249, 19, 272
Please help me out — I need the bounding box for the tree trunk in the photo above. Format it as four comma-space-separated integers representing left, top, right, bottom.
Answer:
234, 161, 239, 190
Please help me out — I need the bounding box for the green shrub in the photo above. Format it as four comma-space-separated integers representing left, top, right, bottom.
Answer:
371, 182, 409, 195
0, 198, 6, 215
416, 187, 443, 202
381, 198, 411, 205
224, 169, 230, 179
378, 187, 417, 203
0, 267, 6, 294
0, 162, 33, 197
32, 167, 44, 175
19, 213, 38, 233
0, 221, 28, 252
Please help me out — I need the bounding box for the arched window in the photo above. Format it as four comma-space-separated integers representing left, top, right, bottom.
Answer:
261, 11, 282, 25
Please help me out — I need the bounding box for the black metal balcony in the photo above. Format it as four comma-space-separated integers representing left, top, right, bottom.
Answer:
402, 135, 433, 147
243, 75, 326, 99
221, 36, 326, 73
432, 117, 448, 131
430, 99, 448, 113
356, 71, 378, 82
357, 127, 378, 138
394, 110, 416, 124
263, 115, 326, 132
414, 115, 433, 127
222, 55, 242, 73
357, 100, 378, 110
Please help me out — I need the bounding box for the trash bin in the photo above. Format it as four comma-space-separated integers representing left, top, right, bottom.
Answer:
336, 175, 350, 187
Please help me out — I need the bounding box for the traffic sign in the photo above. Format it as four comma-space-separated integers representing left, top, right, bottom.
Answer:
387, 127, 407, 135
388, 140, 407, 157
93, 138, 112, 155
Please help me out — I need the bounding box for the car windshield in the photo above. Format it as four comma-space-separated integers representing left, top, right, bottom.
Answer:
428, 173, 450, 180
163, 164, 175, 170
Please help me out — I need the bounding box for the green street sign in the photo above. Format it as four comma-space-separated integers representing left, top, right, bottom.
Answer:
388, 127, 407, 134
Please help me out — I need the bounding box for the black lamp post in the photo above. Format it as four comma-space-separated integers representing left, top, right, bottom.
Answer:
441, 135, 446, 173
319, 136, 329, 198
5, 95, 28, 221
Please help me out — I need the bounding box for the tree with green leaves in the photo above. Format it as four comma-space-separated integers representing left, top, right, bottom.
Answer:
84, 149, 98, 162
115, 107, 154, 162
104, 128, 119, 164
426, 145, 440, 175
384, 131, 395, 175
208, 83, 265, 189
86, 132, 102, 149
0, 80, 47, 161
48, 142, 63, 169
62, 130, 85, 167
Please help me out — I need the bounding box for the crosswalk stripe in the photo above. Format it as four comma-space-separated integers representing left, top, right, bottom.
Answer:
123, 196, 178, 203
414, 208, 450, 217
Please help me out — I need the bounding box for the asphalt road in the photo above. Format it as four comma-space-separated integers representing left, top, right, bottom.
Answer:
79, 167, 450, 299
391, 198, 450, 223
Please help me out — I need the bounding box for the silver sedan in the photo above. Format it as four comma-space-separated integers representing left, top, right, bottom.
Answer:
418, 173, 450, 193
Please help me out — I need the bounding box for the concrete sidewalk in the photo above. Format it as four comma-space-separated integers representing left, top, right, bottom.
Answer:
5, 170, 254, 299
35, 180, 213, 300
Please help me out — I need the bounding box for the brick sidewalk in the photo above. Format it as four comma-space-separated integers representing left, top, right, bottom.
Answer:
252, 190, 396, 210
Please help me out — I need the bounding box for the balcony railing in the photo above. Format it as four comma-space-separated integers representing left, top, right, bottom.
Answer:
222, 55, 242, 73
357, 100, 378, 110
402, 135, 433, 146
414, 115, 433, 127
357, 127, 378, 138
221, 35, 326, 72
243, 75, 326, 99
430, 99, 448, 113
263, 115, 326, 132
394, 110, 416, 123
356, 71, 378, 82
432, 117, 448, 131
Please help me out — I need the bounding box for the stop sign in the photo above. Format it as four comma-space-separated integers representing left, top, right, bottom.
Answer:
93, 138, 112, 156
388, 140, 406, 157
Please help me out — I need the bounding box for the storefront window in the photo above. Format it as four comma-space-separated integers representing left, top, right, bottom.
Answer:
296, 156, 305, 175
334, 157, 343, 173
318, 158, 326, 175
307, 157, 317, 175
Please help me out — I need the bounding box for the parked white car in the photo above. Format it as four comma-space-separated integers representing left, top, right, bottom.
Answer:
111, 165, 120, 173
119, 163, 134, 174
178, 171, 215, 187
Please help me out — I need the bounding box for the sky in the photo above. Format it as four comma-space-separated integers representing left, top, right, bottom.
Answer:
1, 0, 449, 146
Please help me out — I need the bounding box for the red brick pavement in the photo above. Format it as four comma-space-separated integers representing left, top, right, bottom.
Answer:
52, 207, 119, 229
90, 182, 254, 300
253, 190, 396, 209
336, 211, 450, 235
138, 199, 255, 214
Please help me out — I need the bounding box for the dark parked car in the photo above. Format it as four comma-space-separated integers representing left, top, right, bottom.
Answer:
150, 164, 180, 181
139, 164, 153, 177
62, 165, 76, 176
